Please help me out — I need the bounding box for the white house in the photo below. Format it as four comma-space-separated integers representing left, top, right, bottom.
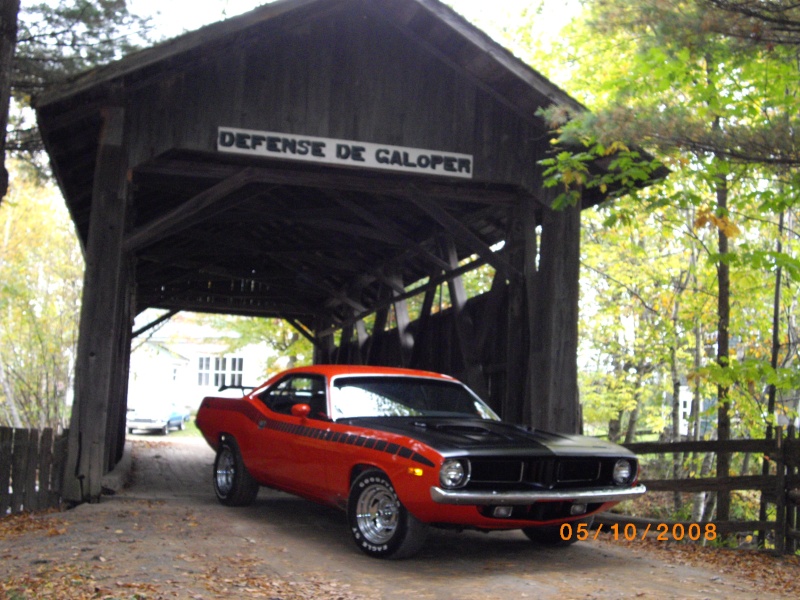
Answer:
128, 311, 272, 414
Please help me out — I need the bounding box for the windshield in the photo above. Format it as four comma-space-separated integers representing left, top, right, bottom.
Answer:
330, 376, 499, 421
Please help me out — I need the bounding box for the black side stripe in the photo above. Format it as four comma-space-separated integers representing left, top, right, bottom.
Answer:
257, 418, 435, 467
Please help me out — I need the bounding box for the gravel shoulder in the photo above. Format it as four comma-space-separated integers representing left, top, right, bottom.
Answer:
1, 436, 798, 599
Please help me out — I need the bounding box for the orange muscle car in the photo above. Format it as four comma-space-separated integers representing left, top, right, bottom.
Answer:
196, 365, 645, 558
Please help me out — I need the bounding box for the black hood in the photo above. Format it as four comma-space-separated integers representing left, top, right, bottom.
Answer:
339, 417, 635, 458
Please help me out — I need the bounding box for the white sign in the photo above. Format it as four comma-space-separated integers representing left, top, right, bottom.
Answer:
217, 127, 473, 179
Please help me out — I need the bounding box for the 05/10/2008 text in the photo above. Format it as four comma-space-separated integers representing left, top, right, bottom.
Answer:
560, 522, 718, 542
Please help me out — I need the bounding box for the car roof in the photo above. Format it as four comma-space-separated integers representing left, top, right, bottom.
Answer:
269, 365, 458, 382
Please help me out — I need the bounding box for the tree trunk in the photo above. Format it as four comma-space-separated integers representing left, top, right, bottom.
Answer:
759, 210, 784, 545
671, 347, 683, 511
670, 272, 687, 512
690, 320, 705, 520
608, 412, 622, 443
0, 357, 22, 427
693, 448, 717, 521
624, 402, 639, 444
715, 170, 731, 524
0, 0, 20, 202
624, 373, 642, 444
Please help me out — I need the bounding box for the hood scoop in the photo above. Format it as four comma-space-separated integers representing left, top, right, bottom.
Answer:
429, 422, 511, 443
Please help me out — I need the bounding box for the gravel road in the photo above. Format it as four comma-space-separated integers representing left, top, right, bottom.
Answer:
1, 436, 798, 599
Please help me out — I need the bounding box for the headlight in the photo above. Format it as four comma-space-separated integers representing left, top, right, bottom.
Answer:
613, 459, 633, 484
439, 459, 470, 489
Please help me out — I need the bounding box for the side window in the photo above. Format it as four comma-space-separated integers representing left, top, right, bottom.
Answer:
259, 375, 327, 418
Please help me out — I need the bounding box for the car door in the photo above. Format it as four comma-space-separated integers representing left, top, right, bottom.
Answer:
251, 373, 331, 500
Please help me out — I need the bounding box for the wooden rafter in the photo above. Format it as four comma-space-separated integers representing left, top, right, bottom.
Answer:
124, 168, 265, 252
407, 186, 521, 280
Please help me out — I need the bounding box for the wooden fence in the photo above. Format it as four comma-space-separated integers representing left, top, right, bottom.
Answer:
1, 427, 68, 516
597, 426, 800, 554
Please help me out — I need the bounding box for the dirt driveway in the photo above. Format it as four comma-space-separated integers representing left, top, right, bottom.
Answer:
2, 436, 799, 599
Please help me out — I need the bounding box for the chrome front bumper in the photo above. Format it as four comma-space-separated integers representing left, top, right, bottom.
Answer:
430, 484, 647, 505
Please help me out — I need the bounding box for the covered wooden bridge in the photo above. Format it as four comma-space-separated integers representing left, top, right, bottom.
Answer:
35, 0, 605, 503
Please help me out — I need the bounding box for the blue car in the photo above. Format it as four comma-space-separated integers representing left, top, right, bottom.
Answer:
127, 403, 191, 435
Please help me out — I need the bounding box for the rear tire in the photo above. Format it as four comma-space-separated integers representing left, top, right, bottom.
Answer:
347, 470, 427, 559
213, 437, 259, 506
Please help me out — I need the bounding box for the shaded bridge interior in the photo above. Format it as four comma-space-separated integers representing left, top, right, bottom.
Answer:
121, 150, 526, 339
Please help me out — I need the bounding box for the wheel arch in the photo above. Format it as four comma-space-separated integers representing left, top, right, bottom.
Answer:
211, 431, 235, 452
349, 462, 384, 488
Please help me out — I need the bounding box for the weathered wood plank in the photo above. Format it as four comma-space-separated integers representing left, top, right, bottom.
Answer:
409, 282, 437, 369
51, 430, 68, 507
640, 475, 774, 493
133, 159, 523, 205
440, 236, 488, 398
0, 427, 13, 514
23, 429, 40, 512
331, 193, 451, 272
503, 203, 527, 425
626, 439, 776, 455
64, 105, 132, 503
531, 199, 581, 433
408, 187, 518, 280
36, 0, 324, 108
38, 428, 54, 509
10, 428, 29, 513
394, 298, 413, 368
124, 169, 259, 252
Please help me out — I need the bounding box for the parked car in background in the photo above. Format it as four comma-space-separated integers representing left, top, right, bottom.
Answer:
127, 402, 191, 435
196, 365, 646, 558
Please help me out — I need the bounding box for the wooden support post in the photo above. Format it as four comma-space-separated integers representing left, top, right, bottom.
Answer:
312, 317, 336, 364
388, 274, 413, 367
758, 424, 774, 547
530, 200, 581, 433
336, 322, 354, 364
788, 425, 799, 554
365, 286, 391, 365
441, 237, 489, 399
63, 106, 132, 503
354, 320, 368, 365
504, 196, 581, 432
409, 282, 437, 369
503, 203, 530, 424
108, 257, 135, 466
775, 427, 786, 554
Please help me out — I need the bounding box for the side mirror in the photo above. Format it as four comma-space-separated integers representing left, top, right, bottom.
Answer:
291, 403, 311, 419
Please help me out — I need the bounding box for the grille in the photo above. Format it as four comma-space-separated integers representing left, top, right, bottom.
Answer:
471, 460, 523, 483
556, 459, 602, 483
467, 456, 622, 490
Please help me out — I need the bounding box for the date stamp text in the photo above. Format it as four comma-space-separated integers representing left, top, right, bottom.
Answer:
560, 522, 718, 542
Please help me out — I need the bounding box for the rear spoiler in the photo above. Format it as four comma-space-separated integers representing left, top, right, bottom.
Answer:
217, 384, 255, 393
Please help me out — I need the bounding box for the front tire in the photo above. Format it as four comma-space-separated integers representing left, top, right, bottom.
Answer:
213, 437, 259, 506
347, 470, 427, 559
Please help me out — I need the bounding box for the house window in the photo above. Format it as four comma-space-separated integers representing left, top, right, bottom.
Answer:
198, 356, 211, 386
214, 357, 227, 387
230, 357, 244, 387
198, 356, 244, 388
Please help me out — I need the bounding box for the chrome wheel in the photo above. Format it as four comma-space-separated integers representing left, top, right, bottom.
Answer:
356, 482, 400, 545
212, 438, 259, 506
215, 445, 235, 496
347, 470, 428, 558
